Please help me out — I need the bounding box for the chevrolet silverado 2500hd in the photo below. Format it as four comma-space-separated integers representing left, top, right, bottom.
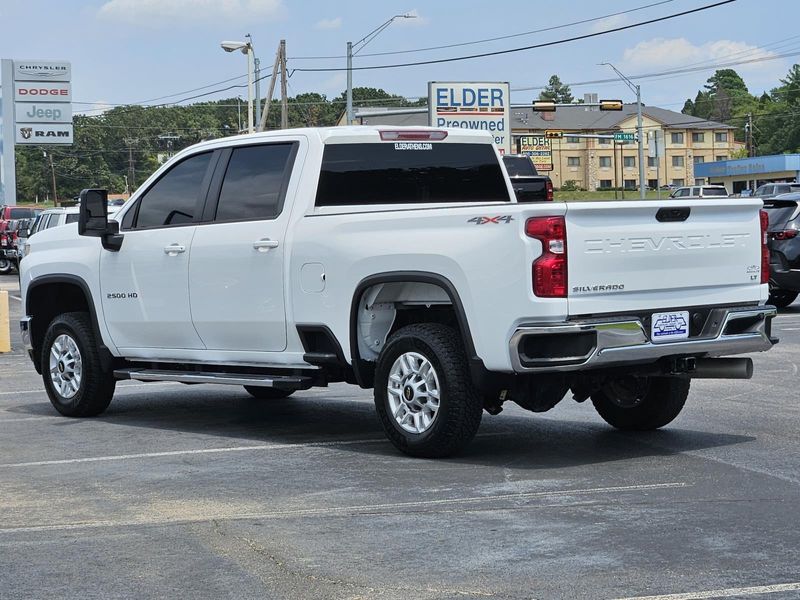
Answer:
19, 126, 777, 457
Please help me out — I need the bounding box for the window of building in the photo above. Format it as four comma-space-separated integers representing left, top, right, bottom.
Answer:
566, 136, 580, 144
647, 156, 658, 168
672, 156, 685, 168
598, 156, 612, 168
693, 156, 705, 164
624, 179, 637, 189
671, 132, 684, 144
692, 132, 705, 143
598, 137, 611, 145
695, 178, 706, 185
623, 156, 635, 168
134, 152, 212, 229
672, 178, 685, 186
715, 132, 728, 143
715, 155, 728, 162
648, 179, 659, 189
215, 143, 296, 222
315, 143, 510, 206
567, 156, 581, 166
599, 180, 612, 189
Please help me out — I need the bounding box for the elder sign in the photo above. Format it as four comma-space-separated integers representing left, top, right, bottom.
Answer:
428, 82, 511, 155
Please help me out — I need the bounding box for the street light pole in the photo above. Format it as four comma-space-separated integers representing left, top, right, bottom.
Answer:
221, 38, 256, 133
601, 63, 646, 199
346, 13, 416, 126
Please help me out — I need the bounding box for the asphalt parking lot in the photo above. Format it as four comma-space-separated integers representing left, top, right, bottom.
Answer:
1, 274, 799, 600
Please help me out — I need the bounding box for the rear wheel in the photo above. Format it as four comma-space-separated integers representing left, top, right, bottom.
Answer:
591, 376, 690, 431
0, 258, 12, 274
768, 289, 798, 308
41, 312, 116, 417
243, 386, 294, 400
374, 323, 482, 458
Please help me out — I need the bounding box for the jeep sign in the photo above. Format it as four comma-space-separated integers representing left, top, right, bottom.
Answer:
14, 102, 72, 124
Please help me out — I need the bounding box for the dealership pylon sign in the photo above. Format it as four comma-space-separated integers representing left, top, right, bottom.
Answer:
1, 58, 73, 204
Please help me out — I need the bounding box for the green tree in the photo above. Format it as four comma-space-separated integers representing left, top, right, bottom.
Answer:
538, 75, 574, 104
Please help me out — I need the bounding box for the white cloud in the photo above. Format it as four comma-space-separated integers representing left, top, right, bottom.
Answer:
76, 100, 113, 116
621, 37, 778, 73
97, 0, 285, 25
315, 16, 342, 30
590, 14, 629, 34
395, 8, 429, 26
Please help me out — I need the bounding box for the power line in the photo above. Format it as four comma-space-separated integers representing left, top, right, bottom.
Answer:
290, 0, 676, 60
290, 0, 737, 73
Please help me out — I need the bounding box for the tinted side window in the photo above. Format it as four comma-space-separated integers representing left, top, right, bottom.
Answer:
215, 143, 295, 222
316, 143, 509, 206
65, 214, 79, 224
135, 152, 212, 228
9, 208, 33, 219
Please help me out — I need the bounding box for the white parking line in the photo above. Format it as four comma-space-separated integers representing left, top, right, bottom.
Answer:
613, 581, 800, 600
0, 415, 59, 423
0, 382, 181, 396
0, 482, 686, 535
9, 295, 21, 302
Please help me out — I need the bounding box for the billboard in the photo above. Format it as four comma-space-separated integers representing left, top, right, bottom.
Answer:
13, 61, 72, 146
428, 82, 511, 154
519, 136, 553, 172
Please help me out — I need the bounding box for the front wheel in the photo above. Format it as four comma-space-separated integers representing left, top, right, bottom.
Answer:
0, 258, 12, 274
41, 312, 116, 417
374, 323, 483, 458
591, 376, 690, 431
768, 289, 798, 308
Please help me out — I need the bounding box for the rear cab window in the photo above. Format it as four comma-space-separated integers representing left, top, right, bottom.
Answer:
315, 142, 509, 207
702, 187, 728, 197
503, 156, 538, 177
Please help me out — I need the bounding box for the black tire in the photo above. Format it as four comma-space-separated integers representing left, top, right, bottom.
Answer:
243, 386, 295, 400
41, 312, 116, 417
591, 376, 690, 431
374, 323, 482, 458
768, 289, 798, 309
0, 258, 12, 275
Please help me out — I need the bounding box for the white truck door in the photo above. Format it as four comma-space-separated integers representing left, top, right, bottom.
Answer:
188, 141, 300, 352
100, 152, 215, 350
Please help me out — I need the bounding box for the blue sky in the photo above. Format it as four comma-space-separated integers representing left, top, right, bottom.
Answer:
0, 0, 794, 116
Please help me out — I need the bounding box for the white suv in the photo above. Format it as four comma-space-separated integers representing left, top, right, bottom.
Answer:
670, 185, 728, 199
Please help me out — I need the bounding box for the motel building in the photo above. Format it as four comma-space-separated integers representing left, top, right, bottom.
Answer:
694, 154, 800, 195
349, 100, 744, 191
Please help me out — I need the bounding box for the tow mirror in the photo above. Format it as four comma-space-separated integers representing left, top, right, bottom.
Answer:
78, 189, 123, 251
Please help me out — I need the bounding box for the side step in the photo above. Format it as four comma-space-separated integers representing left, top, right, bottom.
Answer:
113, 368, 313, 390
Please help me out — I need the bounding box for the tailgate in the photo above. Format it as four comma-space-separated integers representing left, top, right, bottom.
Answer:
565, 199, 764, 316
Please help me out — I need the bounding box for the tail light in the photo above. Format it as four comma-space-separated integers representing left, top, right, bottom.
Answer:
770, 229, 798, 240
526, 216, 567, 297
379, 130, 448, 141
545, 179, 554, 201
760, 209, 770, 285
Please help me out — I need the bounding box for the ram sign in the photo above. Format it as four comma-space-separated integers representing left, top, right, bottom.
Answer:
428, 82, 511, 155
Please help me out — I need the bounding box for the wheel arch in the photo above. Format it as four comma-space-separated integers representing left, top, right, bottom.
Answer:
26, 274, 114, 374
349, 271, 484, 388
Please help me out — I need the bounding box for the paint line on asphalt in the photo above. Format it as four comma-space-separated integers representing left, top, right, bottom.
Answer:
613, 581, 800, 600
0, 482, 687, 535
0, 382, 181, 396
9, 295, 21, 302
0, 437, 389, 468
0, 415, 60, 423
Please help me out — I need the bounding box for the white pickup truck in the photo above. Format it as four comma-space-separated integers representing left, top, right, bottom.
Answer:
19, 126, 777, 457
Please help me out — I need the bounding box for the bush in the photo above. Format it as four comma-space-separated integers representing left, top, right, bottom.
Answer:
560, 180, 582, 192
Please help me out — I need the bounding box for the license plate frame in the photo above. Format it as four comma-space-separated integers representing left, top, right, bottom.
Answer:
650, 310, 690, 343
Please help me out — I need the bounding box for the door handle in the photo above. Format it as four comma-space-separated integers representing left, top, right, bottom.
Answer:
164, 244, 186, 255
253, 239, 279, 252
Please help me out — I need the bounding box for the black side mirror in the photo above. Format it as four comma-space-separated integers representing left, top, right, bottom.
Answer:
78, 189, 123, 251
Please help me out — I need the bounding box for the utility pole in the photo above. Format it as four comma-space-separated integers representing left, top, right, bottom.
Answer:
747, 112, 754, 157
254, 56, 261, 126
280, 39, 288, 129
124, 138, 138, 191
44, 151, 58, 207
257, 41, 283, 132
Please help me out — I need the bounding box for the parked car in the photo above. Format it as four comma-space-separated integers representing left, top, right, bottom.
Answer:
0, 205, 41, 222
754, 183, 800, 199
502, 155, 553, 201
20, 126, 776, 458
762, 192, 800, 307
0, 219, 34, 274
669, 185, 729, 199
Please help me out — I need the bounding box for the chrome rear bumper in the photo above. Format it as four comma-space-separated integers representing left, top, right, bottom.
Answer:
510, 306, 777, 373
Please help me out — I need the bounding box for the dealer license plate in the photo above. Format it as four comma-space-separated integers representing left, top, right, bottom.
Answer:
650, 311, 690, 343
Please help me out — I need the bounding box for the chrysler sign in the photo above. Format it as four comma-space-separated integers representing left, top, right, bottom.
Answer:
13, 61, 71, 82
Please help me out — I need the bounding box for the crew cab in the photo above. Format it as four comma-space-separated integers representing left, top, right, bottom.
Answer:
19, 126, 777, 457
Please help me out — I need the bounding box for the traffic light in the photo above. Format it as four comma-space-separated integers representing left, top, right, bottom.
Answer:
544, 130, 563, 139
599, 99, 624, 111
533, 100, 557, 112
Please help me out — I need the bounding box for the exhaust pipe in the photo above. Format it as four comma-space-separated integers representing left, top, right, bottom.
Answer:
690, 357, 753, 379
